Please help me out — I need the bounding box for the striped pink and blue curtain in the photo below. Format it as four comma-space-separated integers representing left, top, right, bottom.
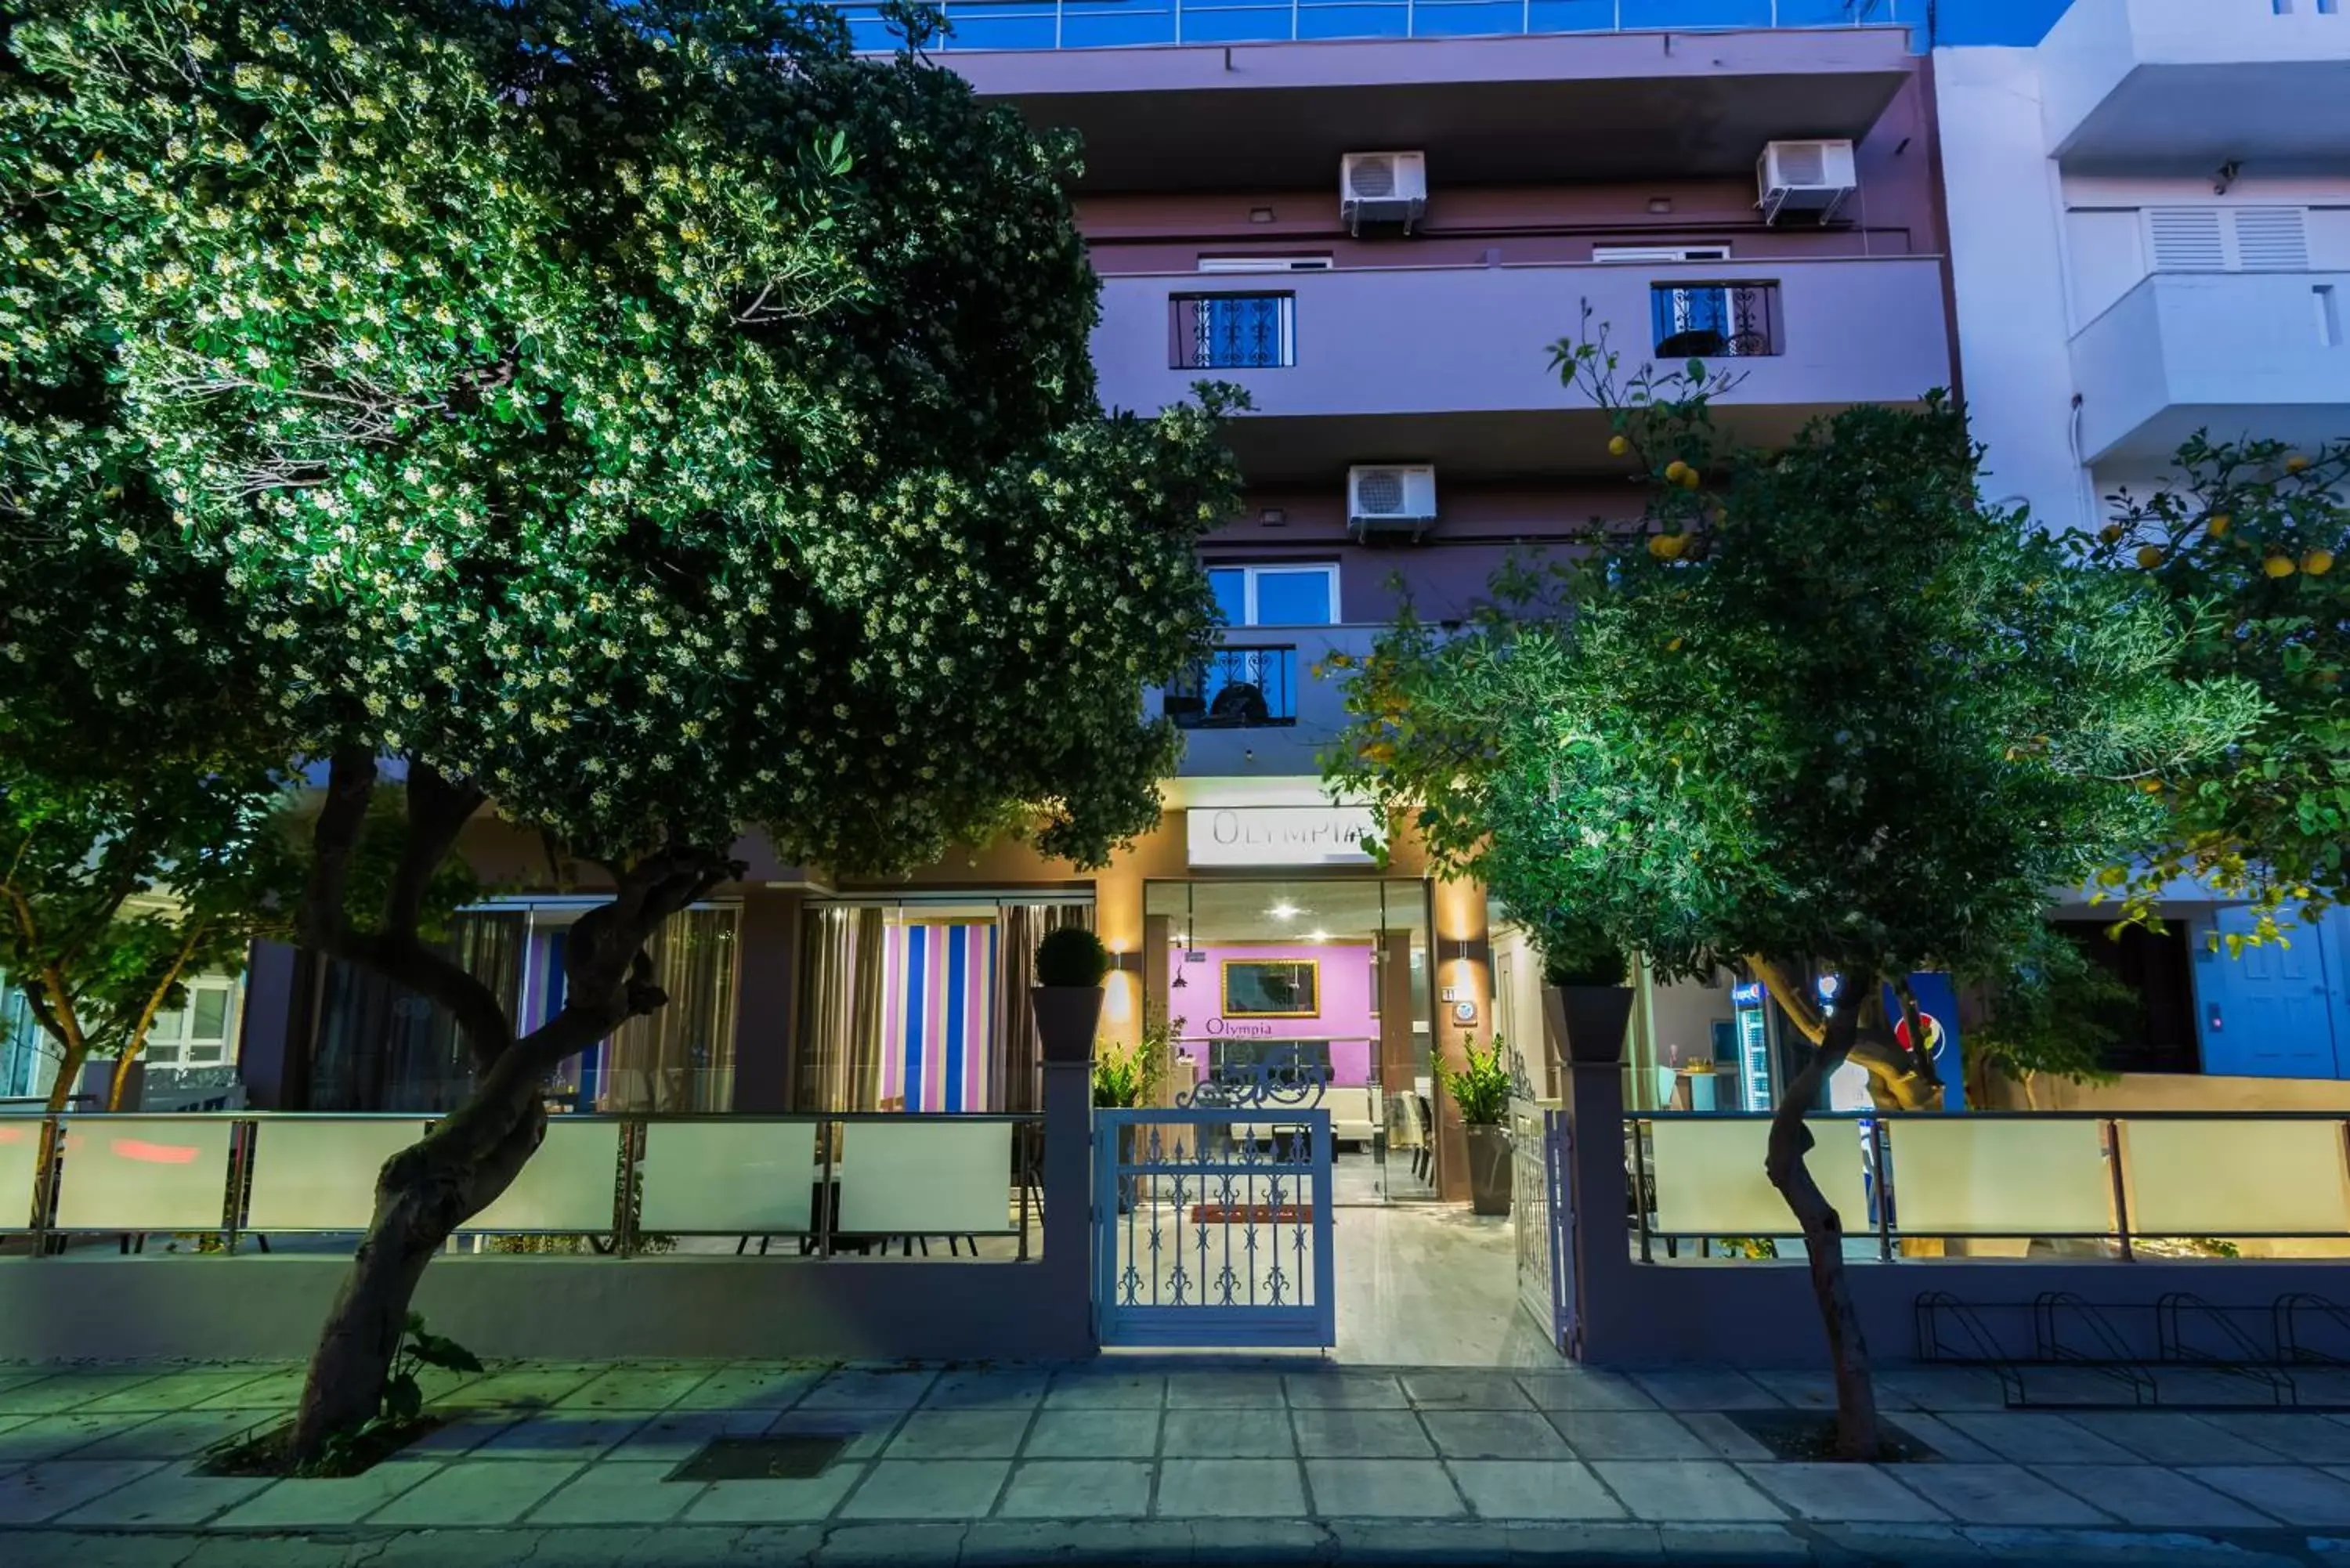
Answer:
879, 922, 999, 1112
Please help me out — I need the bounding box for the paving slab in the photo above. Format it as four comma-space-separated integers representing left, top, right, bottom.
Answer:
1399, 1371, 1535, 1411
598, 1407, 776, 1463
1290, 1407, 1434, 1458
365, 1457, 583, 1526
1303, 1455, 1468, 1518
1736, 1461, 1946, 1523
1447, 1458, 1627, 1521
683, 1463, 862, 1523
2197, 1464, 2350, 1526
209, 1461, 443, 1528
837, 1458, 1009, 1519
1155, 1455, 1307, 1517
667, 1362, 823, 1412
765, 1407, 905, 1462
1746, 1370, 1918, 1412
1041, 1371, 1165, 1410
474, 1411, 649, 1461
72, 1369, 280, 1414
526, 1459, 704, 1524
1022, 1407, 1159, 1458
1546, 1410, 1711, 1460
0, 1374, 168, 1416
552, 1366, 720, 1412
1285, 1371, 1410, 1410
1162, 1370, 1291, 1410
1517, 1371, 1661, 1413
0, 1460, 164, 1524
0, 1413, 161, 1465
1875, 1368, 2013, 1412
1162, 1405, 1293, 1458
992, 1458, 1154, 1519
434, 1365, 602, 1411
1674, 1412, 1778, 1463
1896, 1461, 2119, 1526
798, 1368, 938, 1411
884, 1407, 1033, 1460
63, 1408, 262, 1462
53, 1463, 271, 1526
185, 1368, 311, 1411
916, 1368, 1050, 1412
2033, 1462, 2278, 1528
1588, 1459, 1786, 1523
1626, 1371, 1786, 1413
2198, 1411, 2350, 1464
1882, 1410, 2001, 1464
1422, 1409, 1572, 1460
1940, 1411, 2142, 1465
2063, 1410, 2284, 1466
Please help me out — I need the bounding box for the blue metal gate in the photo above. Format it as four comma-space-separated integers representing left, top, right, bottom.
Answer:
1511, 1100, 1574, 1356
1093, 1087, 1335, 1348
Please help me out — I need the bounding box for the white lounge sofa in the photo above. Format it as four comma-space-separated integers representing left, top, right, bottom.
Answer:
1231, 1085, 1379, 1151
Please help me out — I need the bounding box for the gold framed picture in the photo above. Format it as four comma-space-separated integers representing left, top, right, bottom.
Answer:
1221, 959, 1321, 1018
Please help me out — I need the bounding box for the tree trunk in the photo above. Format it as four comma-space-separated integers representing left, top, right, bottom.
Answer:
110, 930, 204, 1111
290, 1083, 548, 1460
1762, 990, 1882, 1461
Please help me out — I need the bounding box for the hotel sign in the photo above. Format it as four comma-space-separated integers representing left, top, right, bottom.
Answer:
1186, 805, 1379, 868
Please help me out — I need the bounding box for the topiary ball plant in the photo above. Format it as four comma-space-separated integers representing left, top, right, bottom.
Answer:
1036, 927, 1112, 988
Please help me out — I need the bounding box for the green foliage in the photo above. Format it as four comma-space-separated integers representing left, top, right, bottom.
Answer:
2082, 435, 2350, 937
1439, 1031, 1513, 1125
1036, 926, 1110, 988
1538, 919, 1628, 988
305, 1311, 481, 1475
1, 0, 1242, 887
1327, 320, 2256, 1006
1094, 1002, 1178, 1107
1965, 927, 2132, 1091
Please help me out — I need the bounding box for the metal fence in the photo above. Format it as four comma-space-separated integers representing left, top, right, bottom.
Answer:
822, 0, 1925, 52
1650, 282, 1783, 359
0, 1111, 1044, 1262
1163, 645, 1299, 728
1626, 1111, 2350, 1259
1171, 293, 1296, 370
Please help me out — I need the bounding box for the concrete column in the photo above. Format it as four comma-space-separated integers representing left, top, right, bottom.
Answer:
1040, 1056, 1099, 1357
1093, 861, 1145, 1056
1560, 1057, 1635, 1363
1430, 879, 1493, 1203
732, 889, 802, 1113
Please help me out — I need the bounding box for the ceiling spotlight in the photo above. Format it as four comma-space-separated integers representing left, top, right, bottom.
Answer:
1269, 901, 1300, 920
1306, 929, 1331, 943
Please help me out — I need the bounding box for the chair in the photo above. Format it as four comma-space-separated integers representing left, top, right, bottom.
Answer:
1413, 1093, 1435, 1184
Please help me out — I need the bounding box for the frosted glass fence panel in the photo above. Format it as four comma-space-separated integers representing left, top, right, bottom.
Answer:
56, 1117, 235, 1232
641, 1120, 819, 1234
463, 1118, 620, 1234
837, 1120, 1015, 1236
1887, 1118, 2112, 1236
2125, 1118, 2350, 1237
247, 1120, 430, 1231
0, 1118, 42, 1230
1647, 1118, 1870, 1235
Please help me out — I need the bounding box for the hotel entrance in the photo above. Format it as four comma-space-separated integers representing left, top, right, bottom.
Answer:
1142, 877, 1440, 1205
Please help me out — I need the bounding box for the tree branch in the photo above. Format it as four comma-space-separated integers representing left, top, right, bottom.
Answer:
1746, 953, 1828, 1046
384, 761, 483, 938
111, 921, 204, 1111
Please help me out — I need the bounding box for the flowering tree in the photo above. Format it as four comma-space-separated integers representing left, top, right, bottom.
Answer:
5, 0, 1238, 1456
1328, 334, 2251, 1458
2087, 436, 2350, 937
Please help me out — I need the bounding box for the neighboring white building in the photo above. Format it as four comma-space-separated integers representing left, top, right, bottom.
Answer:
1936, 0, 2350, 534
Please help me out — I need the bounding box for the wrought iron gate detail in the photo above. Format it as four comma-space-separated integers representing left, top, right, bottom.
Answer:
1093, 1106, 1334, 1347
1511, 1101, 1574, 1355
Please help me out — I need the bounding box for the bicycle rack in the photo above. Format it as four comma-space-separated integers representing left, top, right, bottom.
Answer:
2034, 1292, 2157, 1405
2156, 1292, 2295, 1406
1914, 1291, 2026, 1407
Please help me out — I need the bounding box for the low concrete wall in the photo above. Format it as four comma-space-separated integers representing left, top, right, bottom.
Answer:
0, 1254, 1090, 1364
1560, 1060, 2350, 1368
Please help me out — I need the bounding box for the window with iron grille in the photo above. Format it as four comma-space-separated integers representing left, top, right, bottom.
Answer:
1171, 293, 1296, 370
1650, 282, 1781, 359
1163, 645, 1299, 730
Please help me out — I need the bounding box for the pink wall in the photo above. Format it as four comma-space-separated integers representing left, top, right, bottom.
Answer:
1171, 942, 1378, 1086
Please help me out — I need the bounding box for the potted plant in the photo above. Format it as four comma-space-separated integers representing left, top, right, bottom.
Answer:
1095, 1010, 1177, 1213
1440, 1031, 1515, 1216
1538, 919, 1635, 1068
1032, 926, 1111, 1066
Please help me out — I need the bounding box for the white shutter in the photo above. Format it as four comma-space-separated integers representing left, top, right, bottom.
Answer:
2232, 208, 2311, 270
2145, 206, 2312, 273
2147, 208, 2226, 271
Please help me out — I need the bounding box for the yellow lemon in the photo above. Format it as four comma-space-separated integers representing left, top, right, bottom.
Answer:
2306, 551, 2335, 576
2099, 525, 2124, 545
2287, 454, 2312, 474
2135, 545, 2164, 570
1608, 435, 1630, 457
2207, 514, 2231, 538
2265, 555, 2298, 579
1663, 460, 1689, 484
1679, 467, 1702, 490
1667, 637, 1684, 652
2140, 779, 2164, 793
1647, 533, 1687, 561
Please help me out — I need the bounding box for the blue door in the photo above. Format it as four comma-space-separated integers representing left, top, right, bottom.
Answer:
2197, 909, 2343, 1078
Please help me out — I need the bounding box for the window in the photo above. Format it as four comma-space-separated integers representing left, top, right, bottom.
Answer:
1650, 282, 1782, 359
1197, 255, 1332, 273
1593, 245, 1730, 263
1165, 645, 1298, 729
1207, 563, 1337, 628
145, 977, 240, 1068
1170, 293, 1295, 370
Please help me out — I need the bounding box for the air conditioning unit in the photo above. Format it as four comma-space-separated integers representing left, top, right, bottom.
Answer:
1756, 139, 1857, 226
1341, 152, 1428, 236
1347, 464, 1438, 543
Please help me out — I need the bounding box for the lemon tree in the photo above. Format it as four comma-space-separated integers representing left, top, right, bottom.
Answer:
1329, 331, 2252, 1459
2088, 436, 2350, 934
5, 0, 1238, 1456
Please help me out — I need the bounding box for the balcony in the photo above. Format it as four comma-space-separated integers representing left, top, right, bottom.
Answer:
1172, 293, 1296, 370
2070, 270, 2350, 464
1099, 257, 1950, 479
2041, 0, 2350, 164
1155, 627, 1375, 777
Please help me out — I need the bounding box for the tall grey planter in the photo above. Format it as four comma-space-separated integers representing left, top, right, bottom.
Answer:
1032, 986, 1104, 1067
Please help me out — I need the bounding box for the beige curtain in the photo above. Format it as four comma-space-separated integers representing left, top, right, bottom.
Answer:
793, 905, 888, 1112
597, 907, 740, 1113
993, 905, 1091, 1114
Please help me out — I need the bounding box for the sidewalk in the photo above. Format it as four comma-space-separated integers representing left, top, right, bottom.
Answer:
5, 1357, 2350, 1566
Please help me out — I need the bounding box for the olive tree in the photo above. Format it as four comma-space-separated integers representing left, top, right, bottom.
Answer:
5, 0, 1238, 1457
1329, 333, 2252, 1458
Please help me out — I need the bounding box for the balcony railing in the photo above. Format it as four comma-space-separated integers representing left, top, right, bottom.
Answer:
1650, 282, 1782, 359
1163, 645, 1299, 728
1171, 293, 1295, 370
825, 0, 1929, 52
